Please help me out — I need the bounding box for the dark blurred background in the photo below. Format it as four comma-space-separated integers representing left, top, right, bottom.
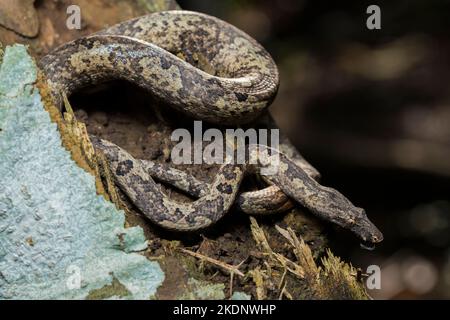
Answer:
178, 0, 450, 299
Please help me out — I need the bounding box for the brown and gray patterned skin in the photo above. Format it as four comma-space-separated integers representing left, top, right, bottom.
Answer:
39, 10, 383, 243
92, 136, 382, 243
251, 146, 383, 243
139, 157, 292, 215
39, 10, 316, 215
40, 10, 278, 125
91, 136, 245, 231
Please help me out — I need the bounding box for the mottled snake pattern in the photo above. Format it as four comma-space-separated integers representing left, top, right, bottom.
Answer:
40, 10, 383, 244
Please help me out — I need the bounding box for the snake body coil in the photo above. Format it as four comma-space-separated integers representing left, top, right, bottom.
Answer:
41, 11, 278, 125
40, 10, 383, 244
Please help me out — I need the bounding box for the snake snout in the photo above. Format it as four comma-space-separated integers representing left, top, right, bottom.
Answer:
351, 207, 384, 245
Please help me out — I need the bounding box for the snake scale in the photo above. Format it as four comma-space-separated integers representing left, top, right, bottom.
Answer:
40, 10, 383, 244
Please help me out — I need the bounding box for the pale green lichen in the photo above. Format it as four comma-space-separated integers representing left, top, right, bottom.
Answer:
178, 278, 226, 300
0, 45, 164, 299
231, 291, 251, 300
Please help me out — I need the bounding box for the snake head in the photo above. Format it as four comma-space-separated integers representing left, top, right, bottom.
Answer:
349, 207, 384, 246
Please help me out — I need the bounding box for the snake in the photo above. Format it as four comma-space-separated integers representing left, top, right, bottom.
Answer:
39, 10, 383, 244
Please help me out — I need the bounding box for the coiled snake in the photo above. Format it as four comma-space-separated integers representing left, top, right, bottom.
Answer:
40, 10, 383, 244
